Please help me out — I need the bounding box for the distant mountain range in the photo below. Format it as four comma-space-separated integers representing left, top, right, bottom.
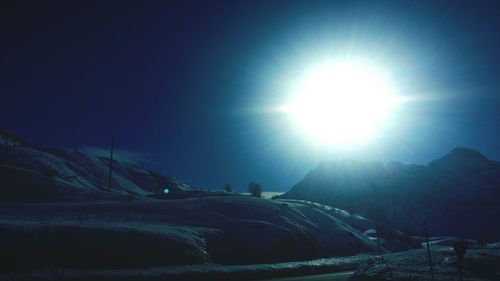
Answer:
2, 128, 498, 241
0, 130, 391, 267
0, 129, 193, 202
278, 147, 500, 240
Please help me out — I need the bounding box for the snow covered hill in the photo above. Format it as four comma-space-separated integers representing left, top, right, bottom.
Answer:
278, 148, 500, 240
0, 129, 193, 202
0, 195, 378, 271
0, 129, 386, 271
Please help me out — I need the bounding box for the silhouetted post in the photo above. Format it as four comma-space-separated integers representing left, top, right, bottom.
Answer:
375, 221, 393, 278
376, 225, 381, 256
424, 222, 435, 281
374, 218, 383, 257
107, 136, 115, 191
453, 237, 468, 281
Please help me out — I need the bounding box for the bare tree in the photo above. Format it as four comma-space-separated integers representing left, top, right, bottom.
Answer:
223, 184, 232, 192
248, 182, 262, 198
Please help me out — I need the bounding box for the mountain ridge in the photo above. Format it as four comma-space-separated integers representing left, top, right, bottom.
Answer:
279, 147, 500, 240
0, 129, 194, 202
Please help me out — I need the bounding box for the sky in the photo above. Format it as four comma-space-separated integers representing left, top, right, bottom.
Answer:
2, 0, 500, 191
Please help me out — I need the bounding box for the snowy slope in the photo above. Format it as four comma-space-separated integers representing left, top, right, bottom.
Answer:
278, 199, 422, 252
0, 130, 424, 274
0, 195, 378, 271
350, 248, 500, 281
0, 130, 194, 201
279, 148, 500, 240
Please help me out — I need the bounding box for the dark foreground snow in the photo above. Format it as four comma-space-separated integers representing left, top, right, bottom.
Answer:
0, 255, 372, 281
0, 195, 378, 275
350, 247, 500, 281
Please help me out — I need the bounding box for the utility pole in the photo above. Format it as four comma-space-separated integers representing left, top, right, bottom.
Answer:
107, 136, 115, 191
376, 224, 382, 256
424, 222, 435, 281
375, 219, 383, 257
375, 220, 393, 279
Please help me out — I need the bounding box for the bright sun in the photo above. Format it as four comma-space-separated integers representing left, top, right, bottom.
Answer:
284, 60, 399, 146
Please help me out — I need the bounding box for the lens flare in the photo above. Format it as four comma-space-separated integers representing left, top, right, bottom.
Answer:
283, 60, 399, 146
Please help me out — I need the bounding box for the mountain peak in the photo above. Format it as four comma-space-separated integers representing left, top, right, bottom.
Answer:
447, 147, 485, 158
428, 147, 494, 173
438, 147, 489, 163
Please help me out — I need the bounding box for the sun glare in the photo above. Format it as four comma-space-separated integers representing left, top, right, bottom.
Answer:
284, 60, 399, 147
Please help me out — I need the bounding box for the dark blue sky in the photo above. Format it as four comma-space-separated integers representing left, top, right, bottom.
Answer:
2, 0, 500, 191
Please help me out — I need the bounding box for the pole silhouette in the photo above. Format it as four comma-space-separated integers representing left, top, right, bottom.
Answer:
107, 136, 115, 191
424, 222, 435, 281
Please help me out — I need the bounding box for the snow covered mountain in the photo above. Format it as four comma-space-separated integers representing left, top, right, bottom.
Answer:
278, 148, 500, 240
0, 129, 419, 272
0, 129, 193, 202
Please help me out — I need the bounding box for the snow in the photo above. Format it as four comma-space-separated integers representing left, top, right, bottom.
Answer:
1, 131, 498, 280
239, 192, 284, 199
278, 148, 500, 240
0, 137, 195, 201
0, 195, 378, 273
262, 192, 285, 199
350, 247, 500, 281
0, 254, 373, 281
277, 199, 422, 252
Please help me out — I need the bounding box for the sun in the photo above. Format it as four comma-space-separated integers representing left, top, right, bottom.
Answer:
283, 60, 399, 146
